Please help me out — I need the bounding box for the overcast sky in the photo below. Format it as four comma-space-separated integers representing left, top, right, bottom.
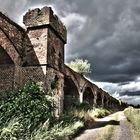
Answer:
0, 0, 140, 105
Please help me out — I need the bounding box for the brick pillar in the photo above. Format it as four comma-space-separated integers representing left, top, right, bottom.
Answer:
101, 94, 104, 107
23, 6, 66, 71
23, 6, 67, 115
79, 91, 83, 103
94, 91, 97, 106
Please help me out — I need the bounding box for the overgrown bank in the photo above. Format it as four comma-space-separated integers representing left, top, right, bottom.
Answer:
124, 107, 140, 140
0, 82, 112, 140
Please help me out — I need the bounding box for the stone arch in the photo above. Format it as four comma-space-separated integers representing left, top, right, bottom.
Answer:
64, 76, 80, 109
81, 82, 96, 94
0, 29, 21, 65
83, 87, 94, 105
64, 66, 80, 89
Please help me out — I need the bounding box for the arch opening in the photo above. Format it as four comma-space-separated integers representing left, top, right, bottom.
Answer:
64, 76, 79, 109
83, 87, 94, 105
104, 96, 108, 107
96, 92, 102, 106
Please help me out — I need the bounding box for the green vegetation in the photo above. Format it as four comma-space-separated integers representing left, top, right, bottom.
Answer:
0, 82, 83, 140
97, 125, 114, 140
124, 107, 140, 140
0, 82, 55, 139
65, 102, 111, 128
0, 82, 112, 140
66, 59, 91, 75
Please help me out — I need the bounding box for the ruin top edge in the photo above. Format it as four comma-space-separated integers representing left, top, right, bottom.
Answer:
23, 6, 67, 42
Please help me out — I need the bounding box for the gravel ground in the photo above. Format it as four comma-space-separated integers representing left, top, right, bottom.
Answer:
74, 112, 120, 140
74, 111, 132, 140
115, 112, 132, 140
74, 128, 100, 140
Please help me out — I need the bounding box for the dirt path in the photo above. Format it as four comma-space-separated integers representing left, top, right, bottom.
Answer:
114, 111, 132, 140
74, 111, 132, 140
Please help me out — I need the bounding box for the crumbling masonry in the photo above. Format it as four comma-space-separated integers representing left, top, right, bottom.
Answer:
0, 6, 126, 114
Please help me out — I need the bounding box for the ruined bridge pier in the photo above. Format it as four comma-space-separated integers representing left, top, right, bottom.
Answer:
0, 6, 124, 115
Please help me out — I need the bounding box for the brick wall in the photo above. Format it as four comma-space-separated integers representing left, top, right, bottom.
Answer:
0, 65, 15, 95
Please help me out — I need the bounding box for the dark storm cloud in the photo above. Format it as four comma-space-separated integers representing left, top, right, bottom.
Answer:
61, 0, 140, 84
94, 74, 136, 83
120, 91, 140, 96
1, 0, 140, 84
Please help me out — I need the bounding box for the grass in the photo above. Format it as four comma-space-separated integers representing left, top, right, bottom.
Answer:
0, 82, 112, 140
32, 120, 84, 140
64, 102, 111, 128
124, 107, 140, 140
97, 125, 114, 140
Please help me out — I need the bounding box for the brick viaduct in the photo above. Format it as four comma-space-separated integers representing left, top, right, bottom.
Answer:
0, 6, 126, 114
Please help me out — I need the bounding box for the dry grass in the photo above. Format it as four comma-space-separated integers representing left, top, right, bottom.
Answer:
98, 125, 114, 140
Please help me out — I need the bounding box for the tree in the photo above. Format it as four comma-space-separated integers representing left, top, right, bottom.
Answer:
66, 59, 91, 76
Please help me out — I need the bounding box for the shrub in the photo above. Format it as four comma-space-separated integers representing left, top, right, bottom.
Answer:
0, 82, 56, 139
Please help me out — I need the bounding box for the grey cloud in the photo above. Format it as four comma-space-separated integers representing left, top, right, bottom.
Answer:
120, 95, 140, 105
0, 0, 28, 21
60, 0, 140, 84
0, 0, 53, 23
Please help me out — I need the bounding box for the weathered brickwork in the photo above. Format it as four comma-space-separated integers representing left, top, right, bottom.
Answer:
0, 12, 26, 65
27, 28, 48, 65
0, 6, 126, 114
20, 66, 46, 86
0, 30, 21, 65
0, 65, 15, 95
47, 29, 64, 72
